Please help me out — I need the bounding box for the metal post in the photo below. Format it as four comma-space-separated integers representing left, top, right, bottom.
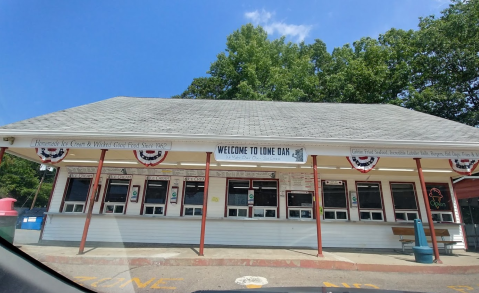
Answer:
0, 147, 7, 165
312, 155, 323, 257
414, 158, 442, 263
199, 152, 211, 256
79, 149, 107, 254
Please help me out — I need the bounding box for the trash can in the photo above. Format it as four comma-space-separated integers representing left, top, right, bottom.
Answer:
0, 198, 18, 244
412, 219, 433, 264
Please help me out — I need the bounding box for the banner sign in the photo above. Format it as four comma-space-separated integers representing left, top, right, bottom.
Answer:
69, 174, 94, 179
449, 159, 479, 175
31, 139, 171, 150
248, 189, 254, 205
185, 177, 205, 181
36, 148, 68, 164
351, 147, 479, 159
109, 175, 133, 180
347, 156, 379, 173
134, 150, 168, 167
146, 176, 171, 181
215, 145, 307, 164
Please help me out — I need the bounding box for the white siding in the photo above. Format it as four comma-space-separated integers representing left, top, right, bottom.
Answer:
206, 177, 226, 217
48, 168, 69, 213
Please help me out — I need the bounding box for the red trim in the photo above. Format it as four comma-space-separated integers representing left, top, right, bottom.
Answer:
94, 184, 102, 202
59, 177, 71, 213
123, 180, 132, 214
450, 177, 468, 250
99, 179, 109, 214
39, 167, 60, 241
140, 179, 148, 215
285, 190, 314, 220
224, 179, 229, 217
82, 179, 94, 213
321, 180, 350, 220
180, 181, 186, 216
389, 182, 422, 222
163, 180, 171, 216
133, 150, 168, 167
0, 147, 7, 165
199, 152, 211, 256
312, 155, 323, 257
355, 181, 387, 222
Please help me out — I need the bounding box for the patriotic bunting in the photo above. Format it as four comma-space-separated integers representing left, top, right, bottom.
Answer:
133, 150, 168, 167
346, 156, 379, 173
35, 148, 69, 164
449, 159, 479, 175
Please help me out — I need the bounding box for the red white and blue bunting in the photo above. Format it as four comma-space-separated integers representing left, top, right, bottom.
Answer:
133, 150, 168, 167
449, 159, 479, 176
35, 148, 69, 164
346, 156, 380, 173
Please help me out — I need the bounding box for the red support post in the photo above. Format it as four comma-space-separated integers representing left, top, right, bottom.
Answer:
414, 158, 442, 264
312, 155, 323, 257
0, 147, 7, 165
79, 149, 107, 254
199, 152, 211, 256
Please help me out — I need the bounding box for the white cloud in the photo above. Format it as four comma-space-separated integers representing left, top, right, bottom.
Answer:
244, 9, 312, 42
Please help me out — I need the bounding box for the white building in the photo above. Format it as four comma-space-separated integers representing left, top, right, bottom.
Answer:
1, 97, 478, 260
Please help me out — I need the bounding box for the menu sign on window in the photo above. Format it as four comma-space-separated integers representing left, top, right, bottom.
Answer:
214, 145, 307, 164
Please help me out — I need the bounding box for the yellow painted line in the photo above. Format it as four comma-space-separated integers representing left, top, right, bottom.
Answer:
323, 282, 379, 289
73, 276, 184, 289
447, 286, 474, 293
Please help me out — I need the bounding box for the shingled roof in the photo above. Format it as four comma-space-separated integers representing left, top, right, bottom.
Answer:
1, 96, 479, 144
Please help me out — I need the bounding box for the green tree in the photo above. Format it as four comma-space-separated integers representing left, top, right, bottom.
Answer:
0, 154, 55, 208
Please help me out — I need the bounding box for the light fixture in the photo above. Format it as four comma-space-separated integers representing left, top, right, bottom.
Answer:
259, 165, 297, 169
300, 166, 312, 168
422, 169, 453, 173
221, 164, 258, 168
318, 166, 338, 169
180, 162, 218, 166
378, 168, 415, 172
69, 154, 76, 156
339, 167, 352, 170
104, 160, 138, 164
159, 162, 179, 166
62, 159, 99, 163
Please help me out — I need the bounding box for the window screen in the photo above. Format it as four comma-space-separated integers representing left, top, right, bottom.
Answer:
228, 180, 249, 206
65, 178, 91, 202
391, 183, 417, 210
144, 180, 168, 204
253, 181, 277, 207
322, 182, 347, 208
184, 181, 204, 205
357, 183, 382, 209
105, 180, 130, 202
287, 193, 312, 207
425, 183, 451, 211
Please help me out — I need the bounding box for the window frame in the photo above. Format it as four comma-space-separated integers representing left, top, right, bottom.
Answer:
286, 190, 314, 220
425, 182, 456, 223
181, 179, 205, 217
100, 178, 132, 215
140, 179, 170, 216
224, 178, 279, 219
390, 182, 421, 222
321, 180, 350, 221
60, 176, 93, 213
356, 181, 386, 222
225, 179, 250, 218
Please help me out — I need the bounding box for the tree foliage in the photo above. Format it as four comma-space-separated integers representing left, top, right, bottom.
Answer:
0, 154, 56, 208
174, 0, 479, 127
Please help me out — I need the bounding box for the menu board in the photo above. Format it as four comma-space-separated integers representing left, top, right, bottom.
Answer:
279, 172, 319, 197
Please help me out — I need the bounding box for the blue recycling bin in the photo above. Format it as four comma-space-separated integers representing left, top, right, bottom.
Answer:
412, 219, 433, 264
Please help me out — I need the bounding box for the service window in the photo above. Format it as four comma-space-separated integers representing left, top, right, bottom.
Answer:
391, 183, 419, 222
227, 180, 249, 217
63, 178, 91, 213
252, 180, 278, 218
143, 180, 169, 216
104, 179, 130, 214
287, 192, 313, 219
322, 181, 348, 220
426, 183, 454, 222
357, 182, 384, 221
183, 181, 204, 216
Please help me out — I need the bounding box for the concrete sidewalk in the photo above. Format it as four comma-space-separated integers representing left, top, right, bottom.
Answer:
16, 243, 479, 275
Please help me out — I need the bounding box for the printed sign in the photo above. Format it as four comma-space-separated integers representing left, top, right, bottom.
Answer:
130, 186, 140, 202
109, 175, 132, 180
147, 176, 171, 181
215, 145, 307, 164
69, 174, 94, 179
170, 186, 178, 204
31, 139, 171, 150
351, 147, 479, 159
350, 191, 358, 207
185, 177, 205, 181
248, 189, 254, 205
325, 180, 343, 185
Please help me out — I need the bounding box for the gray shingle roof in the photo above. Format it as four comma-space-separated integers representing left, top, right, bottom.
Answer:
1, 96, 479, 143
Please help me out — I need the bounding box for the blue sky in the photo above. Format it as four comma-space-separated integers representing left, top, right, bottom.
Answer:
0, 0, 450, 125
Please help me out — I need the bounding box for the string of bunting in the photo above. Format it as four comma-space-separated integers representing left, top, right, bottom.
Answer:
35, 148, 69, 164
133, 150, 168, 167
449, 159, 479, 175
346, 156, 380, 173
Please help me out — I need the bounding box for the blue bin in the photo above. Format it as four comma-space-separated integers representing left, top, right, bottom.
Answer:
20, 216, 43, 230
412, 219, 433, 264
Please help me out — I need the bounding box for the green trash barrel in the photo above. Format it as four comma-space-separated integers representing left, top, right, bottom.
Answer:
0, 198, 18, 244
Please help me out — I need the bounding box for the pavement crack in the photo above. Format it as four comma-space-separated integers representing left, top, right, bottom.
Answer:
108, 266, 140, 279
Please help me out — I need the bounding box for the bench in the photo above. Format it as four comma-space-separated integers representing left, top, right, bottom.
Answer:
391, 227, 458, 255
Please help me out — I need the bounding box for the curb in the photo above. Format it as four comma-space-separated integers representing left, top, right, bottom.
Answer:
33, 254, 479, 274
